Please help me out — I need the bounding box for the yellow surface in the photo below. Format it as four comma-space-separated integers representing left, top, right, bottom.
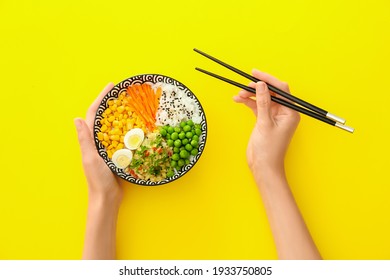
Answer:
0, 0, 389, 260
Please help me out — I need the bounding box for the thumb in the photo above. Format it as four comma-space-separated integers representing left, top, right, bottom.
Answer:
255, 82, 273, 125
74, 118, 96, 160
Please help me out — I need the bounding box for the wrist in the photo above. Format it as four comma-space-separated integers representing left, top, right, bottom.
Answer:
88, 190, 122, 212
250, 163, 287, 187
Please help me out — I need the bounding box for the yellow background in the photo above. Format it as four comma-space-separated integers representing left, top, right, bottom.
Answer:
0, 0, 389, 260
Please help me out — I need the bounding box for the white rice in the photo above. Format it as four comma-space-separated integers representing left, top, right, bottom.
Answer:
154, 83, 202, 127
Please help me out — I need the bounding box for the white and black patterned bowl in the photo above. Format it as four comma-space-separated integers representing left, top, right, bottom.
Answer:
93, 74, 207, 186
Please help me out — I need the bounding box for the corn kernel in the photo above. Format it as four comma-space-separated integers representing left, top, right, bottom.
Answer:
107, 150, 113, 159
108, 100, 114, 106
108, 116, 115, 122
97, 132, 104, 141
112, 141, 118, 148
105, 108, 112, 115
114, 112, 119, 118
110, 135, 120, 141
103, 133, 109, 141
111, 104, 117, 111
113, 120, 120, 127
100, 125, 108, 132
117, 143, 124, 149
107, 144, 113, 150
102, 141, 109, 147
120, 136, 124, 143
117, 106, 125, 113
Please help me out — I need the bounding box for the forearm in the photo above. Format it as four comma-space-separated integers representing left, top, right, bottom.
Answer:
82, 194, 121, 260
254, 167, 321, 260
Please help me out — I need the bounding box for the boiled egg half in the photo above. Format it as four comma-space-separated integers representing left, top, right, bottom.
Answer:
112, 149, 133, 169
124, 128, 145, 150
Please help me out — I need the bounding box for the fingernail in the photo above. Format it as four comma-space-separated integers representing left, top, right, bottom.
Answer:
257, 82, 267, 92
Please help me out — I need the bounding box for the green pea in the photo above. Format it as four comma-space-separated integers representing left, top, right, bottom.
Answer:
191, 139, 198, 147
180, 146, 185, 151
180, 121, 186, 128
166, 133, 171, 140
174, 127, 181, 133
172, 153, 180, 161
185, 159, 190, 165
171, 160, 177, 167
180, 150, 189, 159
195, 128, 201, 136
167, 170, 174, 177
185, 144, 193, 151
160, 128, 167, 137
179, 132, 186, 139
182, 139, 189, 145
183, 125, 191, 132
186, 132, 193, 139
173, 147, 180, 153
178, 159, 185, 167
192, 135, 199, 142
187, 120, 194, 126
167, 139, 174, 147
167, 127, 174, 134
195, 124, 201, 130
174, 139, 182, 147
191, 148, 198, 156
171, 132, 179, 140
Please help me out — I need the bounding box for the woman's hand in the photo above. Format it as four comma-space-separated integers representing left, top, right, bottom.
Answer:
74, 83, 123, 206
233, 69, 300, 179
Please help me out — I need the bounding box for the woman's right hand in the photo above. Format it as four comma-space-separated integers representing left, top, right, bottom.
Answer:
233, 69, 300, 179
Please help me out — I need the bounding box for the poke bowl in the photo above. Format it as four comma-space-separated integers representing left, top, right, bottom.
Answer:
93, 74, 207, 186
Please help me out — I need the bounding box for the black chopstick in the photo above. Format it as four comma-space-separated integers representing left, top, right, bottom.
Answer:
195, 67, 336, 126
194, 49, 354, 133
194, 48, 346, 125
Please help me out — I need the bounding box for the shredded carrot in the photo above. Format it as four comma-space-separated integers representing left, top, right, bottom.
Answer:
125, 83, 161, 132
146, 86, 155, 117
140, 84, 154, 119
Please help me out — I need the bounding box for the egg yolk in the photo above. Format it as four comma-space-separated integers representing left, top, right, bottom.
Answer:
116, 155, 131, 167
127, 135, 141, 148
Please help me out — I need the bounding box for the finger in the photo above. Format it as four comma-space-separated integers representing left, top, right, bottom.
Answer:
86, 82, 115, 129
233, 95, 257, 115
238, 89, 254, 99
252, 69, 290, 92
74, 118, 97, 162
255, 82, 273, 125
